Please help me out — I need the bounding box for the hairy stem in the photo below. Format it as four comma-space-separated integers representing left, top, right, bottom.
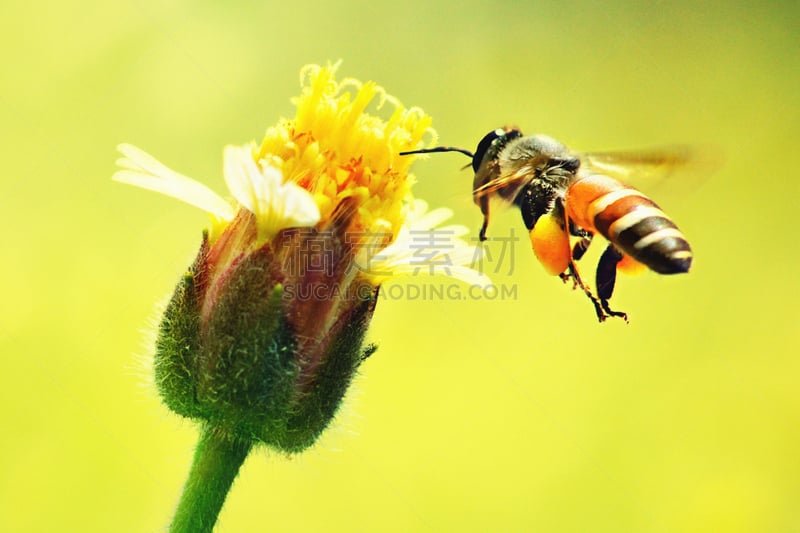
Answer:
169, 425, 253, 533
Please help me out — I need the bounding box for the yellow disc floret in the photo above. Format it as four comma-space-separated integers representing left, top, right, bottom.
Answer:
255, 63, 435, 239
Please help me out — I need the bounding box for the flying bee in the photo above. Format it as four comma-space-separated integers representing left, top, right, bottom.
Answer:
401, 126, 699, 322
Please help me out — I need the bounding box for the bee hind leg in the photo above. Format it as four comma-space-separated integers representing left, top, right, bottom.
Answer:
566, 260, 608, 322
596, 245, 629, 323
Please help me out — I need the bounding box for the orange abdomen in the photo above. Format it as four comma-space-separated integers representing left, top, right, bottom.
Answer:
566, 174, 692, 274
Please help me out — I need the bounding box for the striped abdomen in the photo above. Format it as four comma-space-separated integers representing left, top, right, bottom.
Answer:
566, 174, 692, 274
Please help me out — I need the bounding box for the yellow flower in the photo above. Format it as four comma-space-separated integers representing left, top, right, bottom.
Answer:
115, 63, 487, 289
114, 63, 489, 454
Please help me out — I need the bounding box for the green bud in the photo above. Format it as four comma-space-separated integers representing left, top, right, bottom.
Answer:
155, 220, 378, 453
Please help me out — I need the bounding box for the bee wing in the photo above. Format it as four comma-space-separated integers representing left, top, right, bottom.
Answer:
579, 144, 722, 192
472, 159, 533, 199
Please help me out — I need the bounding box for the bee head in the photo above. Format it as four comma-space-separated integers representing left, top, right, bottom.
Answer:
399, 126, 524, 175
471, 126, 524, 173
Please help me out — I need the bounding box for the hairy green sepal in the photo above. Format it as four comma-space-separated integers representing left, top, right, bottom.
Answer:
154, 237, 377, 453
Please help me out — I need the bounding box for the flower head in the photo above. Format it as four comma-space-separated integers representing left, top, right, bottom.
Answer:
115, 63, 488, 452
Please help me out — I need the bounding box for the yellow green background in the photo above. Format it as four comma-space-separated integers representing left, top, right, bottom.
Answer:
3, 1, 799, 531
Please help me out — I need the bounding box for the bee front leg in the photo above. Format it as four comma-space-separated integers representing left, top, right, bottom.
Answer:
596, 245, 629, 323
478, 195, 490, 241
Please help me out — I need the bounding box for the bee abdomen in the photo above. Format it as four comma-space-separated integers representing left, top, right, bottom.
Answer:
592, 191, 692, 274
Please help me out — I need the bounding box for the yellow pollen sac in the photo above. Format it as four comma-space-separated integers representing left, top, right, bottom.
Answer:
254, 63, 435, 238
530, 212, 571, 276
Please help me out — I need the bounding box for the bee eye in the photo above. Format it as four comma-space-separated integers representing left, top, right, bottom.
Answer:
472, 128, 525, 173
506, 128, 523, 140
472, 129, 504, 172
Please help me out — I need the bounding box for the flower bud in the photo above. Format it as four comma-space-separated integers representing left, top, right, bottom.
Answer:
155, 225, 377, 451
115, 63, 490, 453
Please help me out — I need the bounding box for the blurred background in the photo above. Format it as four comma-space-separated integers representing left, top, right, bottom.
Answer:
2, 0, 799, 531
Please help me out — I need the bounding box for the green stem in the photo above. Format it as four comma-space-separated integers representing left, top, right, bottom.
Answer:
169, 425, 253, 533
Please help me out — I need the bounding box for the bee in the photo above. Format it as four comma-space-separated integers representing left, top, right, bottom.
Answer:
401, 126, 697, 322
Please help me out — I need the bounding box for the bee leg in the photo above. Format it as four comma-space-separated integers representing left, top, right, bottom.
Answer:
568, 220, 591, 238
596, 245, 629, 323
567, 259, 607, 322
479, 217, 489, 242
559, 233, 593, 292
569, 220, 593, 264
478, 195, 490, 241
560, 237, 592, 291
571, 233, 593, 262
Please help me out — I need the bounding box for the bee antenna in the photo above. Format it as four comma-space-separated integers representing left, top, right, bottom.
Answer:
399, 146, 475, 159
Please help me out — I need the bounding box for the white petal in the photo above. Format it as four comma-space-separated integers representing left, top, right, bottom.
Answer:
361, 201, 492, 288
411, 206, 453, 230
254, 163, 282, 221
276, 182, 322, 227
114, 144, 234, 220
435, 224, 470, 238
234, 155, 321, 238
376, 261, 493, 289
445, 244, 483, 265
117, 143, 178, 176
223, 144, 260, 214
405, 198, 429, 222
435, 265, 494, 289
